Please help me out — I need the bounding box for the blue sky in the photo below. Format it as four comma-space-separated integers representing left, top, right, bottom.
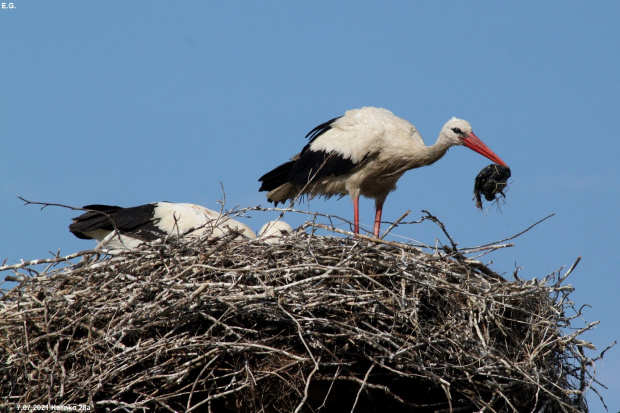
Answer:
2, 2, 619, 410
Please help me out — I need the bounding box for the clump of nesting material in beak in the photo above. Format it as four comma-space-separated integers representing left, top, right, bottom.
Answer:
474, 164, 511, 210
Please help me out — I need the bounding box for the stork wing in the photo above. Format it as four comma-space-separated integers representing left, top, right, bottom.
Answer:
286, 110, 386, 184
69, 204, 161, 240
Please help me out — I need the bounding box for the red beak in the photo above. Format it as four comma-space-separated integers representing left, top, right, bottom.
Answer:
462, 132, 507, 167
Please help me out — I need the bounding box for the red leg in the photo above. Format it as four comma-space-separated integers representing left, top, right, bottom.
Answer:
373, 200, 384, 238
353, 196, 360, 234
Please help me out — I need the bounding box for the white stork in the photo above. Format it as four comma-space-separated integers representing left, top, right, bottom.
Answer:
69, 202, 256, 250
258, 220, 293, 244
259, 107, 507, 238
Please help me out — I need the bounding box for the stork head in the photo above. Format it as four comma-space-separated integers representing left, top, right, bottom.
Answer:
258, 220, 293, 243
442, 118, 507, 167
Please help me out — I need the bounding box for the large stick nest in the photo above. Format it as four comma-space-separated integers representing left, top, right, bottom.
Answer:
0, 216, 606, 412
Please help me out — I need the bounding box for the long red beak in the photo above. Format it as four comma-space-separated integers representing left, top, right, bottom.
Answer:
462, 132, 507, 166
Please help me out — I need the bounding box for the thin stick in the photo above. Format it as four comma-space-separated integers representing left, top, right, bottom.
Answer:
350, 364, 375, 413
380, 210, 411, 239
474, 214, 555, 249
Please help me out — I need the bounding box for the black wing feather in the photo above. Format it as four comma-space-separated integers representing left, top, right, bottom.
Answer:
305, 116, 342, 142
69, 203, 161, 240
259, 115, 348, 192
287, 149, 357, 185
258, 160, 297, 192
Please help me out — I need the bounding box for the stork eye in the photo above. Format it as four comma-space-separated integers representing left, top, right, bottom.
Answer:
451, 127, 463, 135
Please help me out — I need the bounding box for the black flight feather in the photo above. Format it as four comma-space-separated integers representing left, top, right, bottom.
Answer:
258, 160, 297, 192
305, 116, 341, 143
286, 150, 357, 186
259, 115, 359, 199
69, 203, 163, 241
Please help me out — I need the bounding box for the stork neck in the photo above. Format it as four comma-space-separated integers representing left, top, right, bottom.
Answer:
402, 135, 452, 169
426, 137, 452, 164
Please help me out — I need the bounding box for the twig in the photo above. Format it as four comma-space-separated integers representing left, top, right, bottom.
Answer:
474, 214, 555, 249
350, 364, 375, 413
0, 249, 99, 273
18, 196, 84, 211
380, 210, 411, 240
421, 210, 458, 252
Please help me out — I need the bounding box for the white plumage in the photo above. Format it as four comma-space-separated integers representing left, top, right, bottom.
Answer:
257, 220, 293, 244
259, 107, 507, 238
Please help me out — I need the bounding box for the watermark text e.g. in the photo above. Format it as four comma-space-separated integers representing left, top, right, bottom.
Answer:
2, 3, 16, 9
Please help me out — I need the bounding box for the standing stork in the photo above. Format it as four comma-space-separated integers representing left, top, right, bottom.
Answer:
258, 107, 507, 238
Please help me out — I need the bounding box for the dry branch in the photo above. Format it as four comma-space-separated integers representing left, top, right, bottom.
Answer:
0, 213, 607, 412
